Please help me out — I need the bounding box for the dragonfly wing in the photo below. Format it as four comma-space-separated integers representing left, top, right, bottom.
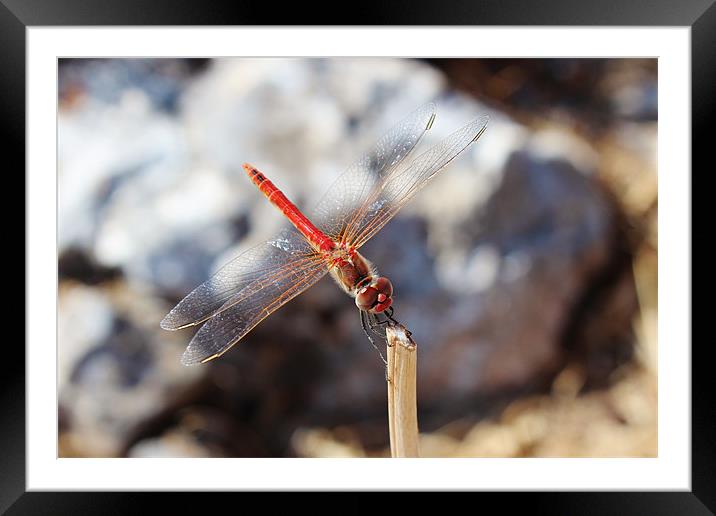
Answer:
310, 103, 436, 243
348, 114, 489, 249
161, 227, 322, 331
181, 258, 328, 365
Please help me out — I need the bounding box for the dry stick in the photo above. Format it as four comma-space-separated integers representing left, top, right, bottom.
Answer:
386, 323, 419, 458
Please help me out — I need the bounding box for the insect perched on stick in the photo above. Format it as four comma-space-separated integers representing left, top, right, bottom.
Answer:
161, 103, 489, 366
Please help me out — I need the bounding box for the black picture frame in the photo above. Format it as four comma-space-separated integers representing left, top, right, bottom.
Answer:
6, 0, 707, 512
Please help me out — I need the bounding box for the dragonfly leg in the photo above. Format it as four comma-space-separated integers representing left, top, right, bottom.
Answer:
369, 310, 414, 349
383, 306, 412, 338
369, 311, 391, 327
360, 310, 388, 368
370, 310, 406, 336
366, 311, 388, 337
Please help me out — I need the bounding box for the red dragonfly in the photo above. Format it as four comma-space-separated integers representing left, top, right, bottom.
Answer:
161, 103, 489, 365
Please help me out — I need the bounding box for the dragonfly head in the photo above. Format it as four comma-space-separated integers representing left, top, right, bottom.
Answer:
355, 276, 393, 313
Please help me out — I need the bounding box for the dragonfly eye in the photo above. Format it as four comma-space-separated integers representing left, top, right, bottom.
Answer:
355, 277, 394, 313
355, 286, 379, 311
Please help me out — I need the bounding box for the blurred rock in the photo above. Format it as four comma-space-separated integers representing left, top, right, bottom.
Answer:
128, 430, 216, 458
128, 407, 268, 457
428, 58, 657, 127
59, 59, 206, 112
292, 427, 365, 458
59, 247, 123, 285
58, 281, 205, 457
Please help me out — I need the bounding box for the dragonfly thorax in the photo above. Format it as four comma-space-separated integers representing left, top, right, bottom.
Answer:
327, 248, 394, 314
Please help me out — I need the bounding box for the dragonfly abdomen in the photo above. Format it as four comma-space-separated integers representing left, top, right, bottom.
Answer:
243, 163, 335, 253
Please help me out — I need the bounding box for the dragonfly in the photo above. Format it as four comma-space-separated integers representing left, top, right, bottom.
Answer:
161, 103, 489, 366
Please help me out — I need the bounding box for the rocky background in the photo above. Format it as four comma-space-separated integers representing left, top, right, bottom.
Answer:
58, 58, 657, 458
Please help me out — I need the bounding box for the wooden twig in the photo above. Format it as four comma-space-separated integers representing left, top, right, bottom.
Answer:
386, 323, 419, 458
